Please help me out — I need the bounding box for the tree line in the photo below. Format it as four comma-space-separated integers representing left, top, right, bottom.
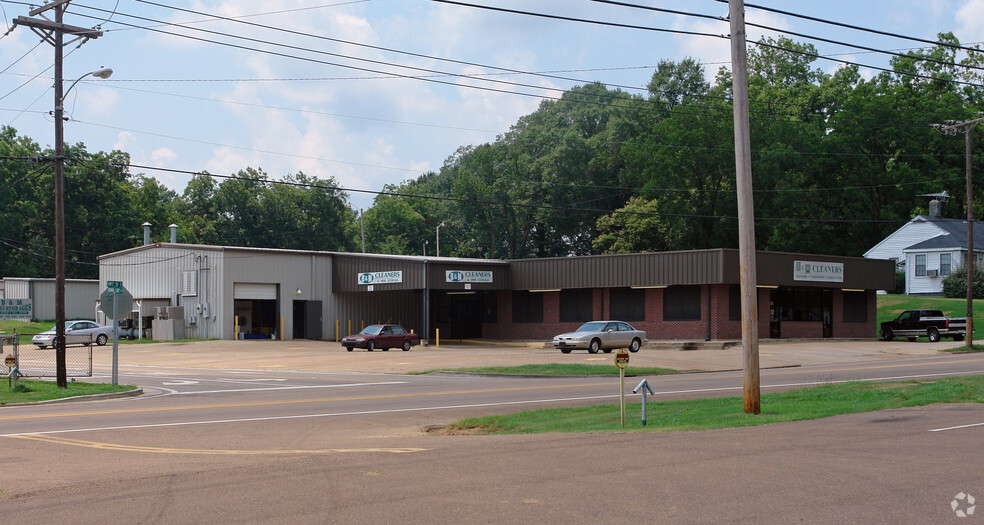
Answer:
1, 35, 982, 280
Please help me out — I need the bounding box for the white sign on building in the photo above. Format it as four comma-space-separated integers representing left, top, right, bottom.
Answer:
0, 298, 32, 319
793, 261, 844, 283
445, 270, 493, 283
358, 271, 403, 285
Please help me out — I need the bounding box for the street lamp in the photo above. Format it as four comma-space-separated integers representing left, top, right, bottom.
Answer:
436, 221, 445, 258
53, 66, 113, 387
423, 240, 429, 256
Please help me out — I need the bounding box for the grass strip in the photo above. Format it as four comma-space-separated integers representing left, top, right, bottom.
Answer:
0, 380, 136, 405
443, 376, 984, 434
418, 363, 683, 376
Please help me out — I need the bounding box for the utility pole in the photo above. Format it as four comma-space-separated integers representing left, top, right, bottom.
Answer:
729, 0, 760, 414
941, 116, 984, 348
13, 1, 103, 387
359, 209, 365, 253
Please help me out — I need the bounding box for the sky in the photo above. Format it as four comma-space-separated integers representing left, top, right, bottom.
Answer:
1, 0, 982, 215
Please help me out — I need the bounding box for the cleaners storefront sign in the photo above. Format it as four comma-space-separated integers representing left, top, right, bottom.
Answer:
793, 261, 844, 283
445, 270, 493, 284
358, 271, 403, 285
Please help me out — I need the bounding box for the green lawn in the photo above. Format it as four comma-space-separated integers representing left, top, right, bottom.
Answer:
877, 294, 984, 340
442, 376, 984, 434
0, 379, 136, 405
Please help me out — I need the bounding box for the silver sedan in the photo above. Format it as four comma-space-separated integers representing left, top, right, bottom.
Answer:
552, 321, 647, 354
32, 320, 114, 348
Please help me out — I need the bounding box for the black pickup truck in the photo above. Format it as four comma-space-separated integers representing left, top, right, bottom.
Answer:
880, 310, 967, 342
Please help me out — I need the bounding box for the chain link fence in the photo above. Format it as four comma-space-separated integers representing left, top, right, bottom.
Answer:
2, 333, 93, 378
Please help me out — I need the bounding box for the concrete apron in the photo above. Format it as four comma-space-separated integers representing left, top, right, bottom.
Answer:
87, 338, 959, 375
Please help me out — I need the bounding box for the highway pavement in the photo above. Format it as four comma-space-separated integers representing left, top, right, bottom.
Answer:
1, 338, 983, 523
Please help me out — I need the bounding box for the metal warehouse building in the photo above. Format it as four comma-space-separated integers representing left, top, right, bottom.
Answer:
97, 243, 894, 342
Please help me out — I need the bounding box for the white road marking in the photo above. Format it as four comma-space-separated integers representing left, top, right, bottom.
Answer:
166, 381, 408, 395
929, 421, 984, 432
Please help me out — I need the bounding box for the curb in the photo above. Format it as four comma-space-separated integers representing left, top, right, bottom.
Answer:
0, 388, 144, 407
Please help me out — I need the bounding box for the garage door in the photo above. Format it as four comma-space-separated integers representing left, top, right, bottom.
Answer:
234, 283, 278, 300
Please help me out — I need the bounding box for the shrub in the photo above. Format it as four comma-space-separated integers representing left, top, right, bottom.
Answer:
941, 265, 984, 299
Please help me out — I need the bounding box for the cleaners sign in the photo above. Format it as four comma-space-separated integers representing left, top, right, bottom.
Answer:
445, 270, 493, 284
358, 271, 403, 285
793, 261, 844, 283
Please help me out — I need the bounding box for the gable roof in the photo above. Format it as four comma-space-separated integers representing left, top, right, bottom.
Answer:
905, 225, 984, 251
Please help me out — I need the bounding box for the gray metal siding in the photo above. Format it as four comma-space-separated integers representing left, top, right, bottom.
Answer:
327, 290, 422, 339
332, 256, 426, 292
2, 278, 97, 320
509, 250, 725, 290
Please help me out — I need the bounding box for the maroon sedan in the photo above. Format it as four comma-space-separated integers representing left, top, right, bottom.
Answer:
341, 324, 420, 351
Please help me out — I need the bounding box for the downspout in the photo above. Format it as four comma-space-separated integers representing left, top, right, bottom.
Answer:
706, 285, 712, 341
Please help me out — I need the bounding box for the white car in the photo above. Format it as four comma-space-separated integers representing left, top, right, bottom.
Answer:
32, 320, 114, 348
552, 321, 647, 354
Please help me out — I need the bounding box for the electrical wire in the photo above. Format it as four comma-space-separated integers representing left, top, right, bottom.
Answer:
596, 0, 984, 74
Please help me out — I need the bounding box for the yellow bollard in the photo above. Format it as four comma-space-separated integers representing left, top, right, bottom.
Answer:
336, 319, 340, 342
348, 319, 352, 336
436, 328, 440, 348
235, 315, 239, 340
280, 316, 284, 341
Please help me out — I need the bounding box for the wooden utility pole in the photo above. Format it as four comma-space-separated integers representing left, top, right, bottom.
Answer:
729, 0, 760, 413
941, 117, 984, 348
13, 1, 103, 387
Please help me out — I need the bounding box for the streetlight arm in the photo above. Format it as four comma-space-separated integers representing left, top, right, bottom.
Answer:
58, 67, 112, 106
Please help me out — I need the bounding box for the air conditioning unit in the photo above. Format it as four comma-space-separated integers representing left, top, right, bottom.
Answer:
926, 269, 939, 277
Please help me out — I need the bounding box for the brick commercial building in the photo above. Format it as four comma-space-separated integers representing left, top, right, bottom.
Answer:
98, 244, 893, 342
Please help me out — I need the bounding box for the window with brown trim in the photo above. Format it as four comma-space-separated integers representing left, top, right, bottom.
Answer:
511, 291, 543, 323
610, 287, 645, 321
663, 285, 701, 321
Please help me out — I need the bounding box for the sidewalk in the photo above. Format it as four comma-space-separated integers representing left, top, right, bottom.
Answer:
88, 338, 957, 375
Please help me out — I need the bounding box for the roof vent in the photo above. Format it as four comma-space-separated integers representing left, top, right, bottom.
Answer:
142, 222, 152, 245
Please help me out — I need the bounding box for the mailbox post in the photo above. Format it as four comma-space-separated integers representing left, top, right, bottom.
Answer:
614, 349, 630, 427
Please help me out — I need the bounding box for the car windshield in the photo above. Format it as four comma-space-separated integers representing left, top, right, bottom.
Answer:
359, 325, 383, 335
575, 322, 608, 332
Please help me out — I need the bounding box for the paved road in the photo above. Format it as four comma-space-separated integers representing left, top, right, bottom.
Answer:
2, 340, 983, 523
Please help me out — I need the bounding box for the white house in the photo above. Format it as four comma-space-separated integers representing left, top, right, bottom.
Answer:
864, 214, 984, 295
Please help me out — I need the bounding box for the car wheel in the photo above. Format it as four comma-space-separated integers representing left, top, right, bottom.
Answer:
36, 345, 45, 349
629, 338, 641, 353
928, 328, 941, 343
346, 347, 353, 352
588, 339, 601, 354
907, 338, 916, 342
954, 334, 966, 342
881, 328, 894, 341
402, 340, 412, 352
560, 347, 572, 354
366, 340, 375, 352
96, 334, 108, 346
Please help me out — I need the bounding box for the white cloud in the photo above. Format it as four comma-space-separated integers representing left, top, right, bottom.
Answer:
956, 0, 984, 43
152, 147, 178, 166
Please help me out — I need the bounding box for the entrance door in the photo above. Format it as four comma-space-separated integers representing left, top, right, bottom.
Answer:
769, 292, 781, 339
305, 300, 322, 340
822, 290, 832, 338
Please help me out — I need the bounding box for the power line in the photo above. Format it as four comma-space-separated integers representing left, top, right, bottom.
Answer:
595, 0, 984, 74
722, 0, 984, 54
435, 0, 984, 89
119, 161, 919, 224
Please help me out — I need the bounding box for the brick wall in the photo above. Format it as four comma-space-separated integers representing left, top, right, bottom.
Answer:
480, 285, 878, 341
